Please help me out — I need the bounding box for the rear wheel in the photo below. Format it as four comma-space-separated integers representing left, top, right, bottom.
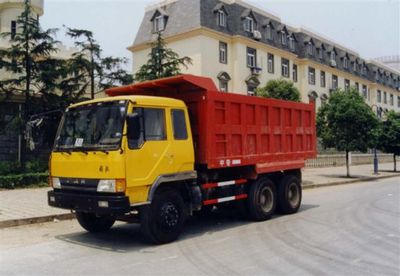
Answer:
76, 212, 115, 232
140, 189, 186, 244
247, 177, 276, 221
277, 175, 302, 214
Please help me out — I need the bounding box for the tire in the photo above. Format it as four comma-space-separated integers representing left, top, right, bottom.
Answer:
277, 175, 302, 214
247, 177, 276, 221
76, 212, 115, 233
140, 189, 186, 244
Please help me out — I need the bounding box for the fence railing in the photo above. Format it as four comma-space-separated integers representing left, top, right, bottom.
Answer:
306, 153, 398, 168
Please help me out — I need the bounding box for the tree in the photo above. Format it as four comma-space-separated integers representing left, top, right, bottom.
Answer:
378, 111, 400, 172
135, 32, 192, 82
0, 0, 60, 164
317, 88, 379, 177
65, 27, 133, 99
256, 79, 301, 102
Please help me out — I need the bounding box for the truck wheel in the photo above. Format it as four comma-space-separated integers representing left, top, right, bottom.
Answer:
76, 212, 115, 232
247, 177, 276, 221
140, 189, 186, 244
277, 175, 302, 214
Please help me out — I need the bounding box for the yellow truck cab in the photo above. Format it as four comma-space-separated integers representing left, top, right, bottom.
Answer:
48, 95, 197, 242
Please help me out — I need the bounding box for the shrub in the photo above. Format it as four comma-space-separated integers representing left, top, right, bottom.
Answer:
0, 172, 48, 189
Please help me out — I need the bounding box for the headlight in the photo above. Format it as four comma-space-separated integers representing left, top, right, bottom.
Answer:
97, 179, 126, 193
52, 177, 61, 189
97, 179, 116, 192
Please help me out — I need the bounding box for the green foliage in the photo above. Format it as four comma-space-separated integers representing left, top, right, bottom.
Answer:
317, 88, 379, 153
0, 159, 47, 175
135, 33, 192, 82
256, 79, 301, 102
65, 27, 133, 98
0, 172, 48, 189
378, 111, 400, 171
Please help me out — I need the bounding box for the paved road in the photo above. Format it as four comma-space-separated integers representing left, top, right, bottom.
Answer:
1, 177, 399, 275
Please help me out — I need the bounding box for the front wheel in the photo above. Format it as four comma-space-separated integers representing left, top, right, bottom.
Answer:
140, 189, 186, 244
277, 175, 302, 214
76, 212, 115, 232
247, 177, 276, 221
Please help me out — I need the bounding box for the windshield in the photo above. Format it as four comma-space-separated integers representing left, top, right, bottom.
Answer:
54, 100, 128, 151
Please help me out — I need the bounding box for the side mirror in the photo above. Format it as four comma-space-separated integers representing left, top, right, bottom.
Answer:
126, 113, 142, 141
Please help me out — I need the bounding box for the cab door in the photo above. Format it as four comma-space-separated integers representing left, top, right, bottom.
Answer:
124, 106, 175, 201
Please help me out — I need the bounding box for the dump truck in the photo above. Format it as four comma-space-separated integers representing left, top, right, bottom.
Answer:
48, 74, 316, 244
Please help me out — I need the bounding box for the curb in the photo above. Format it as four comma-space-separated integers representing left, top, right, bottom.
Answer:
302, 173, 399, 190
0, 213, 75, 229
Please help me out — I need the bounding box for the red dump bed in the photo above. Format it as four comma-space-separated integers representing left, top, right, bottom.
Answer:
106, 75, 317, 173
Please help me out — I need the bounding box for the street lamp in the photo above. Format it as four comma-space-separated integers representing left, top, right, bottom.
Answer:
371, 104, 380, 175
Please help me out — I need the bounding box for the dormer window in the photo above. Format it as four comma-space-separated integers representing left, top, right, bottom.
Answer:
353, 61, 358, 72
217, 10, 226, 27
330, 51, 336, 61
318, 48, 323, 59
244, 16, 254, 32
151, 10, 168, 33
281, 32, 287, 45
266, 24, 272, 40
343, 56, 349, 69
289, 36, 295, 51
307, 43, 314, 56
154, 14, 165, 32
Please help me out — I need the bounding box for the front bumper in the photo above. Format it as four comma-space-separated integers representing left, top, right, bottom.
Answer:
48, 190, 131, 215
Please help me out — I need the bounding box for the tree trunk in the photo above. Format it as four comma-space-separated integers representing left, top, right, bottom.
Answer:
394, 154, 397, 172
346, 150, 350, 177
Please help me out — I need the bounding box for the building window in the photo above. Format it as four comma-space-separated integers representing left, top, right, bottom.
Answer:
281, 58, 289, 77
383, 91, 387, 104
330, 51, 336, 61
332, 75, 338, 89
281, 32, 287, 45
343, 57, 348, 69
267, 53, 274, 73
219, 80, 228, 92
219, 42, 227, 64
390, 94, 394, 106
217, 10, 226, 27
218, 72, 231, 93
308, 67, 315, 85
307, 43, 313, 56
362, 85, 368, 99
289, 37, 295, 51
247, 47, 256, 67
345, 79, 350, 90
377, 90, 382, 103
353, 62, 358, 72
320, 71, 326, 87
11, 21, 17, 39
266, 25, 272, 40
154, 14, 165, 32
244, 16, 254, 33
398, 96, 400, 108
293, 64, 298, 82
318, 48, 323, 59
355, 82, 359, 91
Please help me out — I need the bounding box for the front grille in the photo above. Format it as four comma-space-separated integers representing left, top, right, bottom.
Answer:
60, 178, 99, 192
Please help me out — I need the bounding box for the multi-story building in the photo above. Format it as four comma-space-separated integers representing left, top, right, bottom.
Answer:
129, 0, 400, 114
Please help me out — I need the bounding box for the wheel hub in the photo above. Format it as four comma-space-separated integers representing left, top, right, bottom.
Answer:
160, 202, 179, 229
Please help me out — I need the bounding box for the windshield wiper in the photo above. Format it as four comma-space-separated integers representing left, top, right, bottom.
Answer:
73, 147, 89, 155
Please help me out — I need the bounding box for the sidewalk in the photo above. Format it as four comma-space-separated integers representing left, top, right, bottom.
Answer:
0, 163, 399, 229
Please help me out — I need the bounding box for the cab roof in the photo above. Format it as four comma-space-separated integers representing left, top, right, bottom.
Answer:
69, 95, 186, 109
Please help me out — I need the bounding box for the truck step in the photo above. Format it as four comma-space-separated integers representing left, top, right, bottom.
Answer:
202, 179, 247, 189
203, 194, 248, 206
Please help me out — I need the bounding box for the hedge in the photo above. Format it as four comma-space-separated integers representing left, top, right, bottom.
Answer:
0, 172, 49, 189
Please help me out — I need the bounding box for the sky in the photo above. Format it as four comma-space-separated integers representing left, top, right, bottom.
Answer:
40, 0, 400, 73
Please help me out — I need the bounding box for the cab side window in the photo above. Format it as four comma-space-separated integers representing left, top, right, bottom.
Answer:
128, 107, 166, 149
144, 108, 166, 141
171, 109, 188, 140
